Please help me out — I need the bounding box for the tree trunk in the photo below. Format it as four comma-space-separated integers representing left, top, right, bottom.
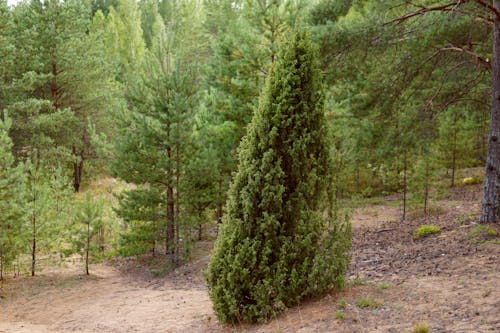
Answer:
72, 146, 84, 193
481, 2, 500, 224
166, 142, 175, 257
424, 161, 430, 214
402, 152, 407, 221
451, 127, 457, 187
32, 214, 36, 277
86, 222, 90, 275
51, 63, 60, 111
175, 147, 180, 263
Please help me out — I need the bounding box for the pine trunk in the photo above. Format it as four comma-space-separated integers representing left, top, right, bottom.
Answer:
31, 214, 36, 277
166, 142, 175, 256
86, 222, 90, 275
481, 2, 500, 224
402, 153, 407, 221
72, 146, 84, 193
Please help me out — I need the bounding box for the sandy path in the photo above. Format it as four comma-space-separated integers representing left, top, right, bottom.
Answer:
0, 259, 215, 333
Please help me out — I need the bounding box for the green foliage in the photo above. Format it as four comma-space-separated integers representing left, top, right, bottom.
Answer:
355, 298, 382, 309
112, 6, 203, 260
334, 310, 346, 320
206, 31, 351, 323
467, 225, 499, 239
0, 114, 26, 278
337, 298, 348, 309
24, 157, 73, 276
413, 225, 442, 239
378, 283, 390, 290
69, 193, 104, 274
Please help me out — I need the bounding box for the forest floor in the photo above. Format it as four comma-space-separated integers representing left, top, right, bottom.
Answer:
1, 184, 499, 333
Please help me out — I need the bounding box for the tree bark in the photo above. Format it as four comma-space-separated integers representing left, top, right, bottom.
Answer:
32, 214, 36, 277
175, 147, 180, 263
481, 1, 500, 224
424, 160, 430, 214
86, 221, 90, 275
51, 63, 60, 111
72, 146, 84, 193
402, 152, 407, 221
166, 143, 175, 257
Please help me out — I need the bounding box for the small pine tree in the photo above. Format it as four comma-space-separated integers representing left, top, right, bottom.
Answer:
206, 31, 351, 323
0, 114, 25, 280
70, 193, 104, 275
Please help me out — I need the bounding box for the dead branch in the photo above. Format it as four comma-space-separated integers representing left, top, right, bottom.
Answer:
440, 45, 491, 70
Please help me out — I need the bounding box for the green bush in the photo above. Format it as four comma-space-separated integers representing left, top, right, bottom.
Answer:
206, 31, 351, 324
413, 225, 441, 239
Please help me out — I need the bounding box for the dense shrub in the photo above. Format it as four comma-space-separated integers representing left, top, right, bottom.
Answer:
206, 31, 351, 324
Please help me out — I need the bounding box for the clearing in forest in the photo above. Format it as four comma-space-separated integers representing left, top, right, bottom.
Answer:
0, 184, 498, 333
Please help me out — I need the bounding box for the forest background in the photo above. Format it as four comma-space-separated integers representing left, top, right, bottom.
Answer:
0, 0, 495, 279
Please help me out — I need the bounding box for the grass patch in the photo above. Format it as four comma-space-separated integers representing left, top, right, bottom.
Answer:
461, 176, 482, 186
467, 225, 499, 240
337, 298, 348, 309
348, 274, 368, 287
334, 311, 346, 320
355, 297, 382, 309
378, 283, 390, 290
413, 225, 441, 239
410, 323, 430, 333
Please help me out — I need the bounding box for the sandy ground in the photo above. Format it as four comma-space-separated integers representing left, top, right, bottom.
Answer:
1, 184, 499, 333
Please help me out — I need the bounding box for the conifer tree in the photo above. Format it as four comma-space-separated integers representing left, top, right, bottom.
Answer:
25, 157, 72, 276
8, 0, 122, 191
113, 11, 199, 261
206, 31, 351, 323
70, 193, 104, 275
0, 114, 25, 280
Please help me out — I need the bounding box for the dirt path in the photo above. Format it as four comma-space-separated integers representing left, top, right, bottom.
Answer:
1, 185, 499, 332
0, 255, 216, 333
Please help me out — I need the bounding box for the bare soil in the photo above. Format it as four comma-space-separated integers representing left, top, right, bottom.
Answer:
1, 184, 499, 333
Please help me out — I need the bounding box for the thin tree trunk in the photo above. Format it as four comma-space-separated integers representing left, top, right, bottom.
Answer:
51, 63, 59, 110
0, 251, 3, 281
402, 153, 407, 221
355, 166, 360, 193
424, 161, 430, 214
451, 128, 457, 187
32, 214, 36, 277
215, 175, 224, 238
482, 1, 500, 224
175, 147, 180, 262
86, 222, 90, 275
166, 142, 175, 257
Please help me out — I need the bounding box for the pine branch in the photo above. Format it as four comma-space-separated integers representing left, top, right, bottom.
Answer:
474, 0, 500, 19
439, 44, 491, 70
384, 1, 465, 25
